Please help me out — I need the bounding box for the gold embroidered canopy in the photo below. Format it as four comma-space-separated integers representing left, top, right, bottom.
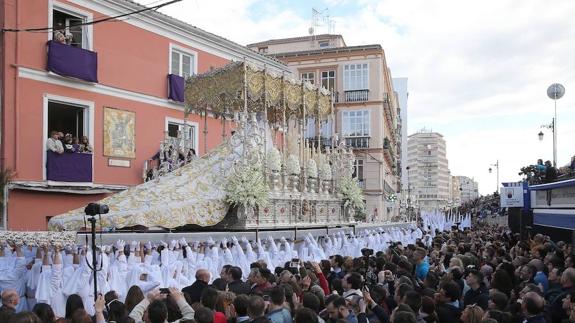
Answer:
184, 61, 333, 121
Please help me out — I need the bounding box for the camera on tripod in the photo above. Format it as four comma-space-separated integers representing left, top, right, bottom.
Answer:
84, 203, 109, 216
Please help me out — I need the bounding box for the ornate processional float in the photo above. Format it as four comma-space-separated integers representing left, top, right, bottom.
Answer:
48, 62, 366, 232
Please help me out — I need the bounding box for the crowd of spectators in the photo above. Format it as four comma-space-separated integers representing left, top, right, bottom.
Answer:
0, 222, 573, 323
521, 158, 575, 185
46, 130, 93, 155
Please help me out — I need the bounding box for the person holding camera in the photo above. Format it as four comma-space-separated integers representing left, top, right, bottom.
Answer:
128, 287, 194, 323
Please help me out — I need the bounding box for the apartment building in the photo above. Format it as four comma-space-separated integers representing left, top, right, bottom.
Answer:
407, 130, 451, 211
457, 176, 479, 203
450, 176, 462, 207
248, 35, 401, 221
0, 0, 289, 230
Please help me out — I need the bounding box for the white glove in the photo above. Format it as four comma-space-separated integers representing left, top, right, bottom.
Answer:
169, 240, 177, 251
130, 241, 137, 252
115, 240, 125, 250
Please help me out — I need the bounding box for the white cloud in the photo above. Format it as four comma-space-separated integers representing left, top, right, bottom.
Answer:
143, 0, 575, 194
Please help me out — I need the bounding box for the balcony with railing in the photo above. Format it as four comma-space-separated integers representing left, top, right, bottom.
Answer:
345, 137, 370, 149
46, 41, 98, 83
344, 89, 369, 102
384, 137, 396, 164
307, 137, 333, 150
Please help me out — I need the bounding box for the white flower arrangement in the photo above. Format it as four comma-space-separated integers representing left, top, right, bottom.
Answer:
286, 154, 301, 175
225, 165, 269, 208
267, 148, 282, 172
319, 162, 332, 180
0, 231, 76, 246
339, 175, 365, 211
307, 159, 318, 178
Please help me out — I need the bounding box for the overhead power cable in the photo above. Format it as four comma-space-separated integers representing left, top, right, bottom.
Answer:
1, 0, 182, 33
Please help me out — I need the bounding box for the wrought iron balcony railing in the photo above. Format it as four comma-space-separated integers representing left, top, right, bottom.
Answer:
345, 136, 370, 149
344, 89, 369, 102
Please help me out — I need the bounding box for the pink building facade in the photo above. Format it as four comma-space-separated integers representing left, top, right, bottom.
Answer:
0, 0, 288, 230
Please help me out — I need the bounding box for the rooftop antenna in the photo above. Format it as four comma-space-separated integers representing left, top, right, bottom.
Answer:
310, 8, 335, 47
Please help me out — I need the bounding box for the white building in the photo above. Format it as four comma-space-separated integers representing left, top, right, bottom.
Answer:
450, 176, 462, 207
407, 130, 451, 211
457, 176, 479, 203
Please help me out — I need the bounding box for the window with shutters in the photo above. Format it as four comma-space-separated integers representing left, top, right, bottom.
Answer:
342, 110, 370, 137
321, 70, 335, 92
301, 72, 315, 84
170, 46, 197, 78
343, 63, 369, 90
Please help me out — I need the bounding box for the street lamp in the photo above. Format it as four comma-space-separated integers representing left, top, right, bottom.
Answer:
545, 83, 565, 167
538, 119, 554, 160
489, 160, 499, 194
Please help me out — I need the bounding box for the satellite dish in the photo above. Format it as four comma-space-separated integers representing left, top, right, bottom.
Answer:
308, 27, 314, 35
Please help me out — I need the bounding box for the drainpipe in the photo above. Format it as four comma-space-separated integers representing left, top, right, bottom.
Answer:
2, 183, 8, 230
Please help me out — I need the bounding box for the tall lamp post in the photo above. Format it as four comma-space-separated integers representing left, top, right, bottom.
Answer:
539, 83, 565, 167
489, 160, 499, 194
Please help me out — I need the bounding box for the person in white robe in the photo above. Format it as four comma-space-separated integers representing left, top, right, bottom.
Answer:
25, 247, 42, 311
0, 243, 29, 312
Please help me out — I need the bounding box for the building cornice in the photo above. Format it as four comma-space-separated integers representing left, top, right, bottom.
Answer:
66, 0, 289, 72
273, 45, 383, 60
9, 181, 127, 194
335, 101, 385, 107
247, 34, 345, 47
18, 67, 186, 112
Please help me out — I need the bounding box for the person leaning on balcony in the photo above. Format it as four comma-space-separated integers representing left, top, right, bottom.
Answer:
53, 23, 72, 45
46, 131, 64, 154
79, 136, 93, 153
544, 160, 557, 183
63, 134, 76, 153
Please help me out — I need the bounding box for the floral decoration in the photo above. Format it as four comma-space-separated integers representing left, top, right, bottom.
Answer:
0, 231, 76, 247
319, 162, 332, 180
225, 163, 269, 209
307, 159, 318, 178
286, 154, 301, 175
339, 175, 365, 211
267, 148, 282, 172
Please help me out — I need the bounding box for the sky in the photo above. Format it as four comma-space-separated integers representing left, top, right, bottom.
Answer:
140, 0, 575, 195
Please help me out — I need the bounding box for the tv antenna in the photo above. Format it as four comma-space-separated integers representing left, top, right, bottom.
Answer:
310, 8, 335, 46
